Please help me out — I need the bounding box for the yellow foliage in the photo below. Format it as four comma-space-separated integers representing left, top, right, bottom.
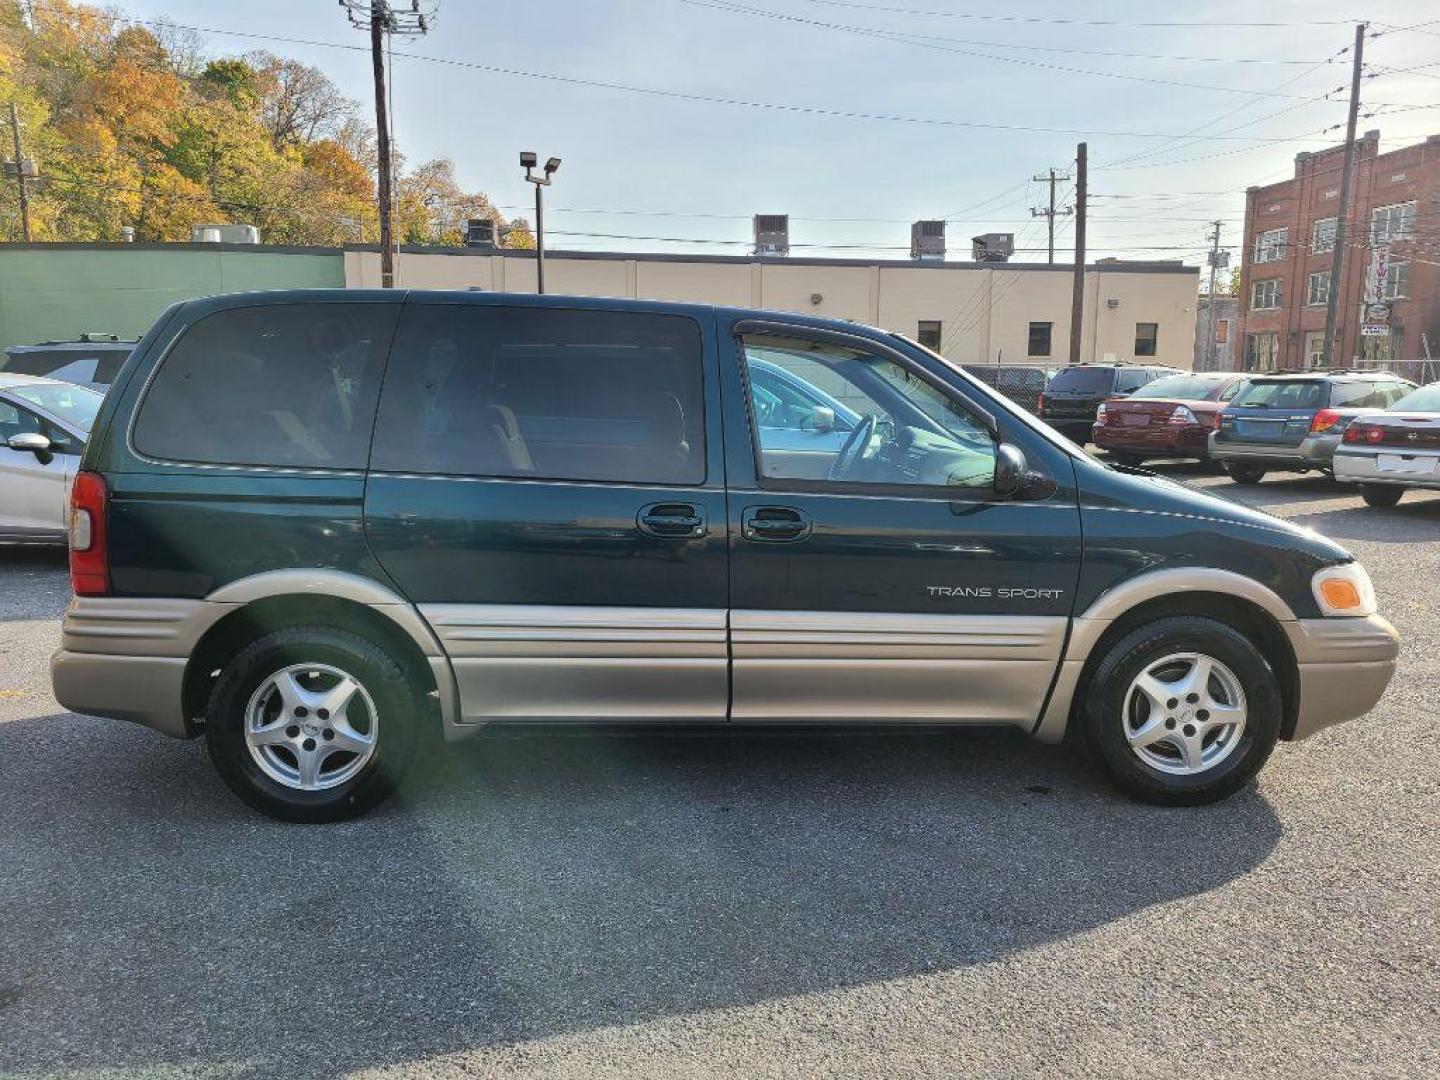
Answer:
0, 2, 511, 247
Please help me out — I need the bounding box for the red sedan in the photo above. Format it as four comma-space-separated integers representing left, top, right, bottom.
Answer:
1092, 372, 1248, 467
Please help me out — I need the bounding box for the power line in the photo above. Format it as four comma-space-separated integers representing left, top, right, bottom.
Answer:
783, 0, 1360, 29
679, 0, 1358, 99
676, 0, 1335, 64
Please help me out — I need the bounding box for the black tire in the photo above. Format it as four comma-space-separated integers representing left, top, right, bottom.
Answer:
1224, 463, 1267, 485
1082, 615, 1282, 806
1361, 484, 1404, 508
1112, 452, 1146, 468
205, 626, 422, 822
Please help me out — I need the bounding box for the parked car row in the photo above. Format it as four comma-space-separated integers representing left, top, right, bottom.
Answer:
1209, 370, 1416, 485
971, 357, 1439, 506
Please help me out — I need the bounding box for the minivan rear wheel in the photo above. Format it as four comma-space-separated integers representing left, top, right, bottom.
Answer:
1082, 616, 1282, 806
1361, 484, 1404, 508
205, 626, 421, 822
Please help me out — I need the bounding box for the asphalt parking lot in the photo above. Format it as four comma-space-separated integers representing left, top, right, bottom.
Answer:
1, 466, 1437, 1080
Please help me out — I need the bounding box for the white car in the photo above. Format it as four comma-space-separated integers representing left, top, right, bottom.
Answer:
0, 374, 104, 543
1334, 380, 1440, 507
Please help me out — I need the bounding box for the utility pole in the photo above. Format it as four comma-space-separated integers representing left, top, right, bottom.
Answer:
1068, 143, 1087, 366
1322, 22, 1366, 368
5, 103, 33, 242
341, 1, 433, 289
1204, 220, 1229, 371
1030, 167, 1072, 265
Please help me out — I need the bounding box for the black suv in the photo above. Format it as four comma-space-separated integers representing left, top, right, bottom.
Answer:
2, 335, 137, 390
1039, 363, 1183, 442
52, 291, 1398, 820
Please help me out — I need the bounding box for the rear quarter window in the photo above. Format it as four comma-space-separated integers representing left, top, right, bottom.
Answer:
132, 302, 399, 469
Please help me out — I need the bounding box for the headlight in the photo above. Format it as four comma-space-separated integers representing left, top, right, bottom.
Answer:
1312, 562, 1377, 617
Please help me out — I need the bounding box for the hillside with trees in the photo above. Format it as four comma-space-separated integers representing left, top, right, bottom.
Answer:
0, 0, 532, 246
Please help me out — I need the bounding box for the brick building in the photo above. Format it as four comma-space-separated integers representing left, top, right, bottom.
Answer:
1237, 130, 1440, 373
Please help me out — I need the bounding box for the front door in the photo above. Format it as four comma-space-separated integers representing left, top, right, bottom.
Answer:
721, 321, 1082, 727
0, 398, 73, 538
364, 298, 729, 723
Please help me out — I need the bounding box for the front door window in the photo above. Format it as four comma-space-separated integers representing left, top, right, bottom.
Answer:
739, 334, 996, 492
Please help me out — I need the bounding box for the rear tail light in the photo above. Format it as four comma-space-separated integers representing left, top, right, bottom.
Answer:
1343, 422, 1383, 444
1167, 405, 1200, 426
1095, 402, 1108, 425
1310, 408, 1342, 434
69, 470, 110, 596
1036, 393, 1046, 415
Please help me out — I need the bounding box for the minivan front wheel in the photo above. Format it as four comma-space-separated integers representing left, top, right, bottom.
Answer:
1082, 616, 1281, 805
205, 626, 420, 822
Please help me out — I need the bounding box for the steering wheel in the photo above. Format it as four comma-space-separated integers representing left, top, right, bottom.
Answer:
827, 413, 878, 481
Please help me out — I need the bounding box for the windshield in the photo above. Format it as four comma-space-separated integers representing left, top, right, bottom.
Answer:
8, 382, 103, 432
1229, 380, 1324, 410
1390, 383, 1440, 412
1131, 375, 1228, 400
1046, 368, 1114, 393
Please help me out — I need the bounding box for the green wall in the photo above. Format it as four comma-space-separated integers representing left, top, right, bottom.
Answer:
0, 245, 345, 351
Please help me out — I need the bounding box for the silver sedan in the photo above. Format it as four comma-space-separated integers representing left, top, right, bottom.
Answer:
1334, 381, 1440, 507
0, 374, 103, 543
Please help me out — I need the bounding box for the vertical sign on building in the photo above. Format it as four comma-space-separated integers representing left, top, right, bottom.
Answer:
1367, 243, 1390, 303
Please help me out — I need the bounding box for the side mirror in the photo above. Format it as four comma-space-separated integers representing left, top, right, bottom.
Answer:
8, 432, 53, 462
992, 442, 1056, 501
804, 405, 837, 433
993, 442, 1027, 498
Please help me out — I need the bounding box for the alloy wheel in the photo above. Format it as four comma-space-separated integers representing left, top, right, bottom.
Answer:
1121, 651, 1247, 776
243, 662, 378, 791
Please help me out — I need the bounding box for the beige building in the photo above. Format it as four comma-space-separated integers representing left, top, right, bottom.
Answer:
344, 248, 1201, 370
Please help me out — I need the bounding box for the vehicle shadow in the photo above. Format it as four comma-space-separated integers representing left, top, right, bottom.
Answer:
0, 716, 1283, 1079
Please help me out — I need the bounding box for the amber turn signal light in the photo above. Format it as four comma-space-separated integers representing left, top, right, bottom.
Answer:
1319, 578, 1363, 611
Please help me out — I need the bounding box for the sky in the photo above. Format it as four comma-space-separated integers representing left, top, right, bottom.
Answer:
117, 0, 1440, 270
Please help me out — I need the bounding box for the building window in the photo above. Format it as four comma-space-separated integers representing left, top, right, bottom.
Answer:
1253, 227, 1287, 263
1311, 217, 1337, 255
1305, 331, 1326, 367
1306, 271, 1331, 306
1382, 261, 1409, 301
1134, 322, 1158, 357
1215, 319, 1229, 344
1371, 202, 1415, 244
1027, 321, 1052, 357
1251, 278, 1282, 311
1245, 332, 1280, 372
916, 320, 942, 350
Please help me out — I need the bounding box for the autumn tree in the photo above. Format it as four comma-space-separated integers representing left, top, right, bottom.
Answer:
0, 0, 522, 247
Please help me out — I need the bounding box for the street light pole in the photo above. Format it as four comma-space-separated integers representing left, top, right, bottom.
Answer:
521, 152, 561, 294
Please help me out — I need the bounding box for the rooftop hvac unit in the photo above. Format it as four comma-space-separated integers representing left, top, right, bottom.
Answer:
911, 220, 946, 261
465, 218, 497, 249
754, 214, 790, 257
971, 232, 1014, 262
189, 223, 261, 244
